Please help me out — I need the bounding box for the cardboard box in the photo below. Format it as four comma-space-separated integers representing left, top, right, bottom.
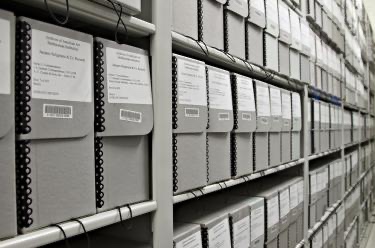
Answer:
281, 90, 292, 163
247, 0, 266, 66
172, 0, 198, 39
269, 85, 283, 167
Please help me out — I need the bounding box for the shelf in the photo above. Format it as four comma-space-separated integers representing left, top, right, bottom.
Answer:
345, 141, 360, 149
172, 32, 305, 92
344, 102, 360, 111
307, 163, 375, 239
0, 201, 157, 248
173, 158, 305, 204
8, 0, 156, 37
308, 86, 342, 105
308, 148, 341, 161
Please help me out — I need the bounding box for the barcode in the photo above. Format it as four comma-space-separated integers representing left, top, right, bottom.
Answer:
242, 113, 252, 121
43, 104, 73, 119
218, 113, 230, 121
120, 109, 142, 123
185, 108, 199, 117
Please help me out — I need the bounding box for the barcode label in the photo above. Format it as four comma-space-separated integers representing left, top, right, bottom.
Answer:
261, 117, 268, 124
242, 113, 252, 121
185, 108, 200, 117
43, 104, 73, 119
219, 113, 230, 121
120, 109, 142, 123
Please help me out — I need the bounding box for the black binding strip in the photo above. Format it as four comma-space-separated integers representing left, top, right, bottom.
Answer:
44, 0, 70, 25
126, 204, 133, 219
51, 224, 71, 248
117, 207, 126, 228
71, 218, 91, 248
106, 0, 128, 43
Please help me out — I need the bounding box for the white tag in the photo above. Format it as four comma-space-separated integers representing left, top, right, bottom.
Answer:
282, 92, 291, 120
290, 10, 301, 50
323, 224, 328, 244
289, 183, 298, 209
252, 0, 265, 14
312, 230, 322, 248
280, 189, 290, 218
106, 47, 152, 104
251, 205, 264, 241
292, 92, 301, 118
43, 104, 73, 119
0, 18, 10, 95
233, 216, 250, 248
316, 36, 322, 61
175, 231, 203, 248
270, 87, 282, 116
311, 173, 317, 195
177, 57, 207, 106
256, 85, 271, 117
314, 101, 320, 122
300, 20, 310, 49
278, 3, 291, 35
266, 0, 279, 31
267, 196, 279, 228
208, 69, 232, 110
120, 109, 142, 123
31, 30, 92, 102
237, 76, 255, 112
297, 181, 304, 204
208, 218, 232, 248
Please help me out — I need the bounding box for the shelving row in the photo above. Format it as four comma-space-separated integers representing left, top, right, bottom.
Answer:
0, 0, 374, 247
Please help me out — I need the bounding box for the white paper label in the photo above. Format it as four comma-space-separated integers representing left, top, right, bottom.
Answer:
237, 76, 255, 112
282, 92, 291, 120
177, 57, 207, 106
252, 0, 265, 14
270, 87, 282, 116
251, 205, 264, 241
279, 3, 291, 34
290, 11, 301, 50
266, 0, 279, 29
280, 189, 290, 218
208, 219, 232, 248
309, 29, 316, 58
175, 231, 203, 248
290, 183, 298, 209
0, 19, 10, 95
316, 36, 322, 61
301, 20, 310, 49
31, 29, 92, 102
208, 69, 232, 110
267, 196, 279, 228
314, 102, 320, 122
256, 85, 270, 117
292, 92, 301, 118
106, 47, 152, 104
233, 216, 250, 248
312, 230, 322, 248
323, 224, 328, 244
297, 181, 304, 204
311, 173, 317, 195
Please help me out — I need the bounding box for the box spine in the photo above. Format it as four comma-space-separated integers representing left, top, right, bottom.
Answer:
201, 227, 209, 248
172, 56, 179, 193
253, 81, 257, 171
93, 41, 106, 208
15, 20, 34, 228
230, 75, 238, 177
263, 32, 267, 67
245, 23, 249, 60
224, 10, 229, 53
198, 0, 204, 42
229, 216, 235, 247
205, 67, 210, 183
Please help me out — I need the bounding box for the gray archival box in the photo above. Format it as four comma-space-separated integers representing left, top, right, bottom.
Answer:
172, 54, 207, 194
94, 38, 153, 212
0, 9, 16, 239
15, 17, 96, 232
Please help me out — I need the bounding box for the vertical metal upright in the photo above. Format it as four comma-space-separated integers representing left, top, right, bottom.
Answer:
151, 0, 173, 247
303, 85, 310, 247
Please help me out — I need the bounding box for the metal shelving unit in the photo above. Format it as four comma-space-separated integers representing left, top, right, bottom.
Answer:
0, 201, 157, 248
0, 0, 373, 248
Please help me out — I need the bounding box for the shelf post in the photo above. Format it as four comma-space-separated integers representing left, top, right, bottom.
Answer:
151, 0, 173, 247
303, 84, 310, 247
